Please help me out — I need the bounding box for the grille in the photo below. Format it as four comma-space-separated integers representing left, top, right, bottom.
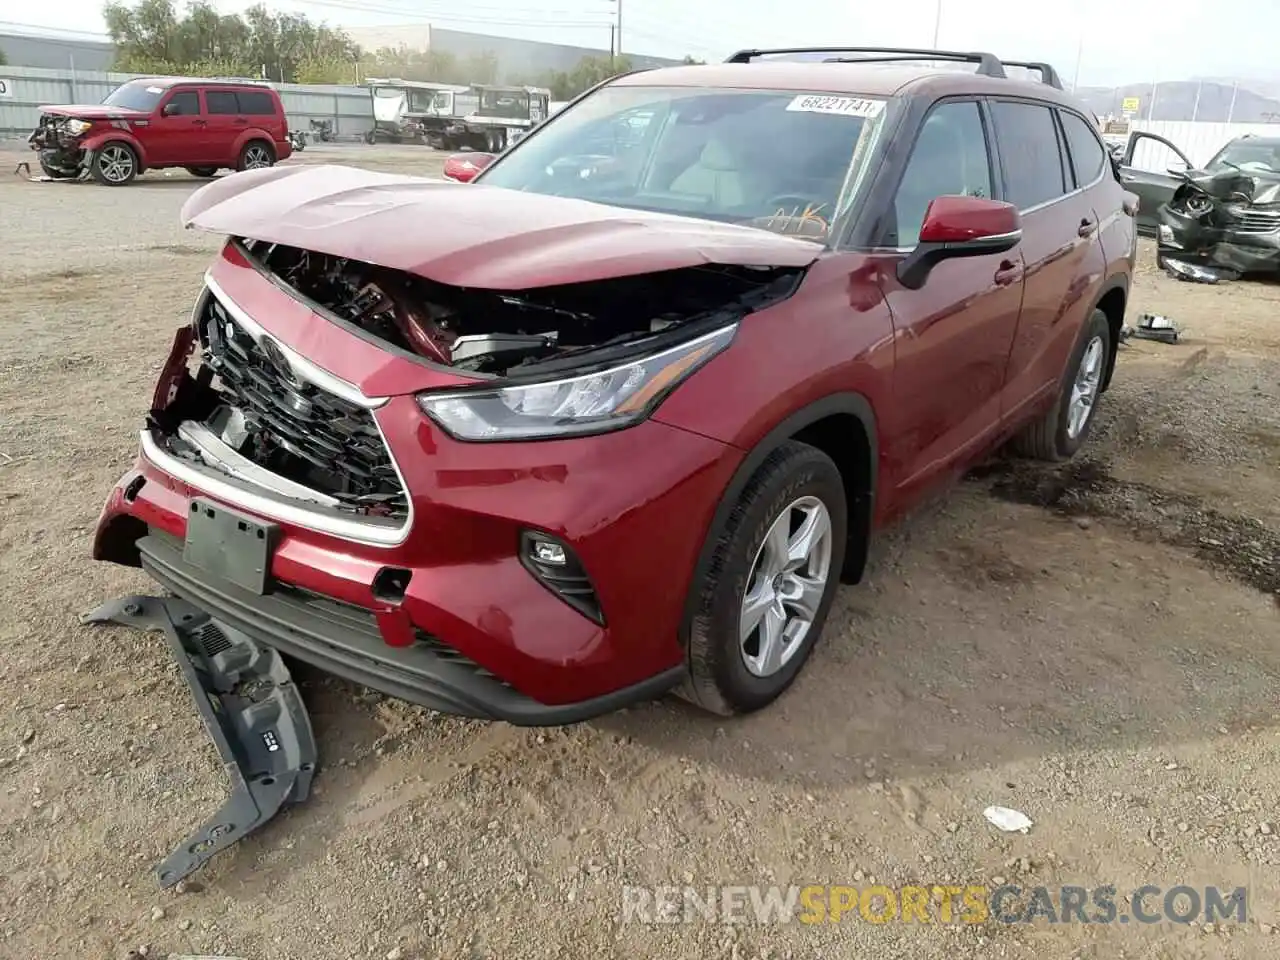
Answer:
1229, 208, 1280, 235
198, 290, 408, 520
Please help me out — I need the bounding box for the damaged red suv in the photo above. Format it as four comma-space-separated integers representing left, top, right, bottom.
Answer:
92, 48, 1136, 724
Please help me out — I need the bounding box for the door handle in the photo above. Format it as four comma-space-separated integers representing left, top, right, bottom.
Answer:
1078, 218, 1097, 238
994, 259, 1022, 286
192, 119, 207, 126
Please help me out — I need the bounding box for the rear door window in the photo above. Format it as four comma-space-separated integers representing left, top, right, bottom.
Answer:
205, 90, 240, 115
990, 101, 1068, 209
236, 90, 276, 116
889, 99, 994, 247
1058, 109, 1107, 187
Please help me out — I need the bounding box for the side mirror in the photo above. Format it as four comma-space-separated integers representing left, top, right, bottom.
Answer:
897, 195, 1022, 290
162, 102, 181, 117
442, 152, 496, 183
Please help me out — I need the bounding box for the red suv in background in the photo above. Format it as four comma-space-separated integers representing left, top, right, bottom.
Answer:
29, 76, 292, 185
91, 47, 1136, 724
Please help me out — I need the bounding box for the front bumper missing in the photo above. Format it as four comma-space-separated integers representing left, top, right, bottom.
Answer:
82, 595, 317, 889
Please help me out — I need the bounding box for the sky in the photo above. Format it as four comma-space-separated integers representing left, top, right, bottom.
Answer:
5, 0, 1277, 89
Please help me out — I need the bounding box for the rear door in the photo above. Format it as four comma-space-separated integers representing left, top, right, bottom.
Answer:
875, 97, 1026, 505
202, 88, 245, 166
990, 99, 1107, 427
235, 88, 284, 144
149, 88, 203, 164
1118, 131, 1194, 231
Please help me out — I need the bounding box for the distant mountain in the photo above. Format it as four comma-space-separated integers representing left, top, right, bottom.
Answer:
1076, 80, 1280, 122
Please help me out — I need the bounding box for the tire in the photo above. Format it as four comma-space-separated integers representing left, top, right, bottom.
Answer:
236, 140, 275, 172
185, 166, 218, 178
364, 129, 376, 145
39, 157, 78, 179
678, 441, 848, 716
90, 141, 138, 186
1012, 308, 1112, 461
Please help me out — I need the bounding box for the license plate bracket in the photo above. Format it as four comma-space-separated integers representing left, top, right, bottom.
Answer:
183, 498, 277, 595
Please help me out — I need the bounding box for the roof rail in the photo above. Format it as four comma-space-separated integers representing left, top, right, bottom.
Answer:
725, 46, 1008, 78
1000, 60, 1064, 89
207, 76, 273, 86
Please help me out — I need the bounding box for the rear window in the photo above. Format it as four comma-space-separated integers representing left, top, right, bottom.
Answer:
236, 90, 276, 115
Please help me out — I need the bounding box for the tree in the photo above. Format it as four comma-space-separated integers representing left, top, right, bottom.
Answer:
681, 55, 706, 65
103, 0, 359, 83
527, 55, 634, 100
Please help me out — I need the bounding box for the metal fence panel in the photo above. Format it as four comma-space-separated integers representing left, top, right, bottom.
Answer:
0, 65, 374, 139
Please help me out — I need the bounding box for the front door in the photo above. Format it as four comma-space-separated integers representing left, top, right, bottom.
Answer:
875, 98, 1026, 510
148, 88, 203, 164
1118, 131, 1193, 231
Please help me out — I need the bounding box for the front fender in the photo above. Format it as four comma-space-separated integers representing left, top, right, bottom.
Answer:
81, 130, 149, 168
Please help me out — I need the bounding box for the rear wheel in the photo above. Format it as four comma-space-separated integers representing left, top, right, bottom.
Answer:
1012, 308, 1112, 461
90, 142, 138, 186
678, 441, 848, 716
185, 166, 218, 178
236, 140, 275, 172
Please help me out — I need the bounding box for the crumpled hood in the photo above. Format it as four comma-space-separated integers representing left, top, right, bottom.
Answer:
179, 163, 821, 289
40, 104, 145, 120
1184, 167, 1280, 205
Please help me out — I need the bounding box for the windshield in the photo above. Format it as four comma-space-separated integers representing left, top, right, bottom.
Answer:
477, 85, 887, 239
1207, 141, 1280, 175
102, 81, 165, 112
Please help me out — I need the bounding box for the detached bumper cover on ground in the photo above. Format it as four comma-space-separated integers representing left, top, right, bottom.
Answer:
83, 594, 317, 888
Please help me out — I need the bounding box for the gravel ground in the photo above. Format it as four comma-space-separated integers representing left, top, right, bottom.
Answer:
1, 141, 1279, 960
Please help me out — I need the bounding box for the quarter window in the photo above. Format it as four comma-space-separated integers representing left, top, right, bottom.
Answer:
1059, 110, 1106, 186
991, 101, 1068, 209
205, 91, 239, 115
236, 91, 275, 115
890, 100, 993, 248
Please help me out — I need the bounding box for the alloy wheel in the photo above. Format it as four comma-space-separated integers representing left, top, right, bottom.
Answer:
97, 145, 135, 184
739, 495, 833, 678
242, 145, 272, 169
1067, 335, 1105, 439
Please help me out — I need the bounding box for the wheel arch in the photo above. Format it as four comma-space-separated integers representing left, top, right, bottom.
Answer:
82, 132, 147, 171
681, 392, 879, 646
1094, 274, 1129, 392
234, 130, 276, 160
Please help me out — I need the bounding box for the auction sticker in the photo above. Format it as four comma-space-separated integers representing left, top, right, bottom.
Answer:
786, 95, 884, 118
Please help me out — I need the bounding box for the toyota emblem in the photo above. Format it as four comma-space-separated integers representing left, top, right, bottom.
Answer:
260, 336, 303, 389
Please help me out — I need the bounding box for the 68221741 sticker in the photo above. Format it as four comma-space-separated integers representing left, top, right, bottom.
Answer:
785, 95, 885, 118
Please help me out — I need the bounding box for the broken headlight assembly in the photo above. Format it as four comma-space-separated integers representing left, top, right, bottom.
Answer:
63, 118, 93, 136
417, 324, 737, 441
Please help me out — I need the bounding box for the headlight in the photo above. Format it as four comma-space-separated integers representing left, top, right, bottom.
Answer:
65, 119, 92, 136
417, 324, 737, 441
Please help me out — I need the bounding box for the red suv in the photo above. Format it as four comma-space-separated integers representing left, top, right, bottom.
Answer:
92, 48, 1136, 724
29, 76, 291, 185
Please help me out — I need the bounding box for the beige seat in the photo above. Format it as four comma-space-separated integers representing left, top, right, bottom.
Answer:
669, 137, 763, 209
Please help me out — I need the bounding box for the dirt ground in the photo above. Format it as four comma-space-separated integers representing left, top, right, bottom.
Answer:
1, 141, 1278, 960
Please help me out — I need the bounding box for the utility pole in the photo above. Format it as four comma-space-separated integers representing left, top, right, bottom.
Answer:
1227, 80, 1239, 122
616, 0, 623, 58
1071, 35, 1083, 91
610, 23, 615, 68
931, 0, 941, 46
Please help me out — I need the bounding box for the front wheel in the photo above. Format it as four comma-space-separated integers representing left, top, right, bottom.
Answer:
1012, 308, 1113, 461
185, 166, 218, 178
678, 441, 848, 716
236, 140, 275, 172
90, 142, 138, 186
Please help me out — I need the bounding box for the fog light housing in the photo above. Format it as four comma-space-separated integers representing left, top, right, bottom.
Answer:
520, 531, 604, 625
1158, 224, 1176, 245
